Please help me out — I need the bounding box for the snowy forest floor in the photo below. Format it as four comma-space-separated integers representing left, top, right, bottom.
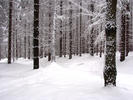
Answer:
0, 53, 133, 100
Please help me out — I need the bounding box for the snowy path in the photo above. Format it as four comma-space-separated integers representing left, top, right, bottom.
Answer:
0, 53, 133, 100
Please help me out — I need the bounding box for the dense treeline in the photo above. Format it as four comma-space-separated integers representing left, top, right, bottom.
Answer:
0, 0, 132, 61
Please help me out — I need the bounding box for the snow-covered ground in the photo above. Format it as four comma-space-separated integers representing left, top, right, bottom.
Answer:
0, 53, 133, 100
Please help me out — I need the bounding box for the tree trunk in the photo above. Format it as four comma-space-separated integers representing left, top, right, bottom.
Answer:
90, 2, 94, 56
90, 28, 94, 56
59, 0, 63, 57
120, 9, 126, 62
24, 20, 27, 59
12, 21, 15, 62
28, 36, 31, 59
33, 0, 39, 69
79, 0, 82, 56
99, 41, 102, 58
16, 19, 18, 60
51, 0, 56, 62
0, 43, 1, 60
48, 1, 52, 61
63, 20, 67, 57
8, 0, 13, 64
76, 10, 79, 55
104, 0, 117, 86
69, 1, 72, 59
125, 3, 130, 57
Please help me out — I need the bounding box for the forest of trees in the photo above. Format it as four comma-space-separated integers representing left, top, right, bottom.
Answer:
0, 0, 133, 86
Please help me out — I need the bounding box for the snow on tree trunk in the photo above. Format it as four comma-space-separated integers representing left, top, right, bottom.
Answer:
104, 0, 117, 86
33, 0, 39, 69
90, 1, 94, 56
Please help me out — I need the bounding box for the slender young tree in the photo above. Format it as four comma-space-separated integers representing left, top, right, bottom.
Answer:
79, 0, 82, 56
24, 20, 27, 59
125, 2, 130, 57
63, 5, 67, 57
33, 0, 39, 69
120, 7, 126, 62
90, 1, 94, 56
0, 43, 1, 60
120, 1, 130, 61
76, 8, 79, 55
16, 18, 18, 60
104, 0, 117, 86
59, 0, 63, 57
69, 1, 73, 59
8, 0, 13, 64
51, 0, 56, 62
130, 0, 133, 51
48, 1, 52, 61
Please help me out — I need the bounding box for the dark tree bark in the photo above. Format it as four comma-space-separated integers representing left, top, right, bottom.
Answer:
59, 0, 63, 57
120, 7, 126, 62
33, 0, 39, 69
99, 41, 102, 58
63, 25, 67, 57
90, 2, 94, 56
40, 38, 43, 58
63, 1, 67, 58
69, 1, 72, 59
48, 1, 52, 61
125, 3, 130, 57
28, 23, 31, 59
104, 0, 117, 86
15, 19, 18, 60
96, 30, 99, 56
130, 0, 133, 51
19, 38, 22, 58
24, 20, 27, 59
28, 36, 31, 59
99, 24, 103, 58
0, 44, 1, 60
82, 37, 85, 54
13, 21, 15, 62
79, 0, 82, 56
90, 28, 94, 56
76, 9, 79, 55
87, 35, 89, 53
8, 0, 13, 64
63, 16, 67, 58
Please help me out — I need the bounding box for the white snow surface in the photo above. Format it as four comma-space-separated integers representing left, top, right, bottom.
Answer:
0, 53, 133, 100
